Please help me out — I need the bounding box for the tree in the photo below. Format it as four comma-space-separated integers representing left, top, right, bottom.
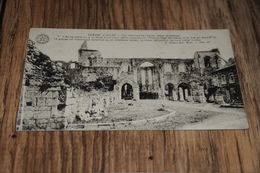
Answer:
25, 40, 65, 92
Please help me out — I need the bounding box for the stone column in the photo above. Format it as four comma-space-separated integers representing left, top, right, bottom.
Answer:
133, 86, 139, 100
133, 67, 138, 83
172, 90, 177, 101
159, 70, 165, 99
199, 86, 206, 103
117, 86, 121, 100
184, 89, 189, 100
179, 87, 184, 101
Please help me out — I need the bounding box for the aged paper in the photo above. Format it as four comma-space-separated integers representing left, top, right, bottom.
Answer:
16, 28, 248, 131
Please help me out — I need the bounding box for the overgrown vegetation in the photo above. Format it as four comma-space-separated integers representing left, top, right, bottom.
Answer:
25, 40, 115, 92
26, 40, 65, 92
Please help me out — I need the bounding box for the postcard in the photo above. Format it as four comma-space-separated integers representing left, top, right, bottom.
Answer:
16, 28, 248, 131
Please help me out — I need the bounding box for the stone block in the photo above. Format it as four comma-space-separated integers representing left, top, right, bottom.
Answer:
23, 111, 34, 119
188, 96, 193, 102
94, 116, 103, 120
52, 91, 59, 98
45, 98, 58, 106
34, 91, 42, 97
26, 91, 35, 98
36, 118, 49, 124
24, 105, 34, 111
42, 91, 53, 98
34, 110, 51, 119
49, 118, 55, 123
36, 97, 45, 106
66, 98, 77, 105
23, 119, 36, 125
55, 117, 66, 123
35, 106, 52, 111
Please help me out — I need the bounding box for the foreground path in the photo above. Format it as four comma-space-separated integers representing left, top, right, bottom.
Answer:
71, 100, 248, 130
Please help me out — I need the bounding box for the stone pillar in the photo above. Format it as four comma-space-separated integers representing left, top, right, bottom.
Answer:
117, 86, 121, 100
179, 87, 184, 101
133, 86, 139, 100
184, 89, 189, 100
113, 68, 117, 80
159, 70, 165, 99
133, 67, 138, 83
172, 90, 177, 101
199, 86, 206, 103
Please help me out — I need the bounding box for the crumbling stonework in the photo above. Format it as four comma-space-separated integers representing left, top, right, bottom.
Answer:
64, 87, 118, 122
76, 41, 224, 103
17, 86, 62, 130
18, 40, 243, 130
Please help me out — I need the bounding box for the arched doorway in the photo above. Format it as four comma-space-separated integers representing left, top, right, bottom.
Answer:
178, 83, 189, 101
165, 83, 175, 100
138, 61, 159, 99
121, 83, 133, 100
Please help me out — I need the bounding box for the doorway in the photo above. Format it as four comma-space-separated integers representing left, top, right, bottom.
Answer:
121, 83, 133, 100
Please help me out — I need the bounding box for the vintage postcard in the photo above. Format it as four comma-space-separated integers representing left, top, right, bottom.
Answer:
16, 28, 248, 131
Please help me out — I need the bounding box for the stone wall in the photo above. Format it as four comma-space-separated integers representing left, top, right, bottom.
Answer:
18, 86, 63, 130
64, 87, 119, 120
19, 85, 120, 130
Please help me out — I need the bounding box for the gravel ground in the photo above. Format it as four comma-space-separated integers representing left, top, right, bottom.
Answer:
88, 100, 170, 123
82, 100, 248, 130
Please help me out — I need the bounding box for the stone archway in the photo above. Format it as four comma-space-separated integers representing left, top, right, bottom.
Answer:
121, 83, 133, 100
178, 83, 189, 101
138, 61, 160, 99
117, 79, 139, 100
165, 83, 176, 100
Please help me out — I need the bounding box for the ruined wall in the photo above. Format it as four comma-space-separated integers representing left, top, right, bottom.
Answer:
18, 86, 65, 130
22, 86, 60, 120
64, 88, 119, 119
76, 44, 224, 103
213, 65, 242, 104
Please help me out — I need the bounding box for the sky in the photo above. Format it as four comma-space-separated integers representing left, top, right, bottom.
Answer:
29, 28, 235, 62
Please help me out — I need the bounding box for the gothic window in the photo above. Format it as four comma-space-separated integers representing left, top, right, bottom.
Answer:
88, 54, 97, 66
88, 57, 93, 66
204, 56, 211, 68
91, 55, 97, 63
163, 63, 172, 73
140, 62, 154, 86
121, 63, 130, 72
221, 75, 226, 84
178, 63, 186, 72
229, 73, 235, 83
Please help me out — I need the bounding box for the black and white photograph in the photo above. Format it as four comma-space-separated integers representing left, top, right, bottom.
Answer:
16, 28, 248, 131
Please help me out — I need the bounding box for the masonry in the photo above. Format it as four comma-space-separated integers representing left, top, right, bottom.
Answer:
74, 41, 226, 103
18, 40, 242, 130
